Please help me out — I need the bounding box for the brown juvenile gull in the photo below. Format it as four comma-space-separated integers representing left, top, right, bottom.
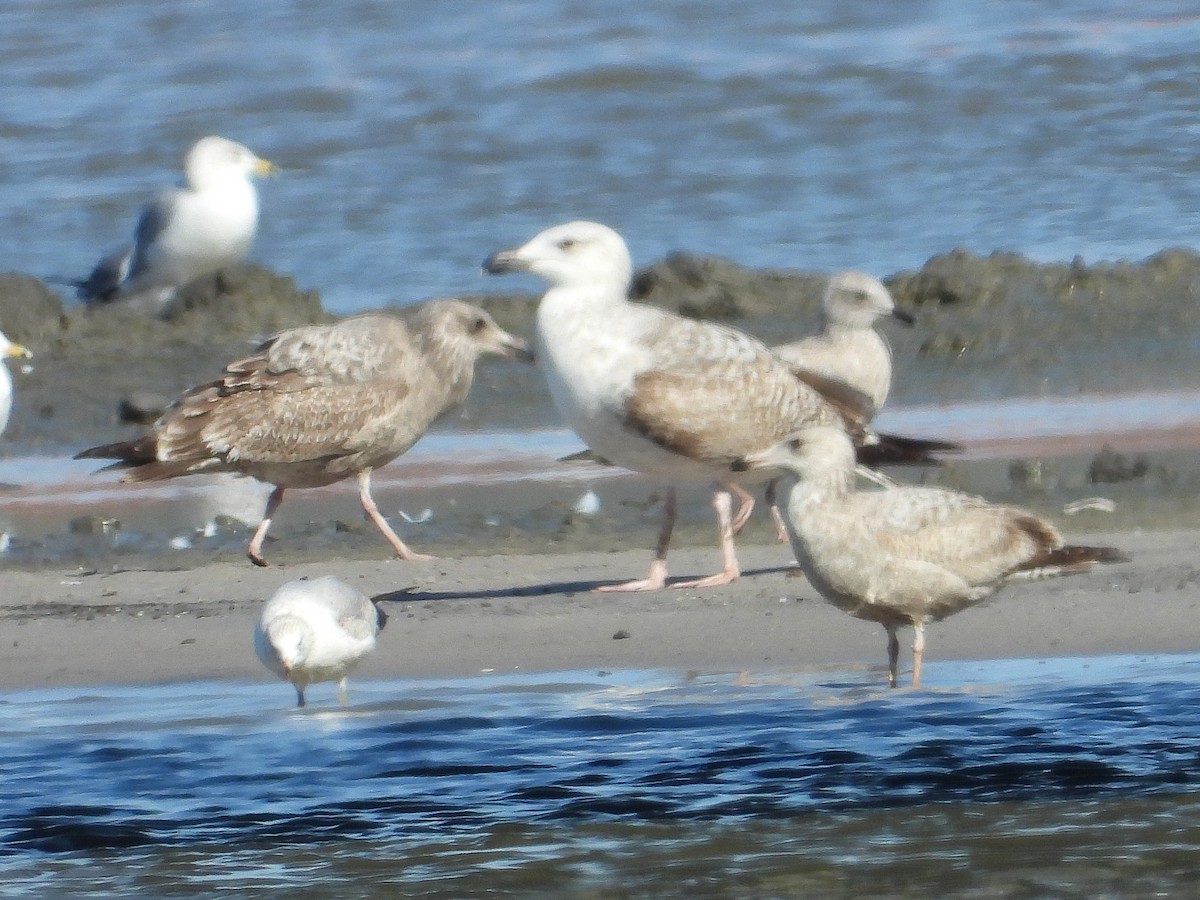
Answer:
735, 426, 1127, 688
77, 300, 532, 566
74, 136, 278, 310
254, 576, 388, 708
483, 221, 945, 592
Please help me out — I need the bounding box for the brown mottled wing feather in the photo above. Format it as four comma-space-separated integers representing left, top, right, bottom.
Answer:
621, 315, 845, 463
851, 489, 1062, 582
789, 368, 874, 445
154, 315, 425, 469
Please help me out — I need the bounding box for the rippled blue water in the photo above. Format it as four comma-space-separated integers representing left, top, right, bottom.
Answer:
4, 1, 1200, 313
4, 654, 1200, 896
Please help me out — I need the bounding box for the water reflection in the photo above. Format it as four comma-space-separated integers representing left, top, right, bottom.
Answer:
2, 655, 1200, 895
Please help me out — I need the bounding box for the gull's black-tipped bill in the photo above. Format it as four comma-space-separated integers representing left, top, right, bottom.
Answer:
482, 250, 523, 275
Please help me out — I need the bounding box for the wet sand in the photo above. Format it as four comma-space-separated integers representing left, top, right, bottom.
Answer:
1, 526, 1191, 693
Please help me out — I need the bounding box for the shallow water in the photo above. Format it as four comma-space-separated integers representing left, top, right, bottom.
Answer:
3, 655, 1200, 897
5, 2, 1200, 314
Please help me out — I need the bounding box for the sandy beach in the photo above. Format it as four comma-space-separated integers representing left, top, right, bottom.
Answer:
1, 524, 1190, 693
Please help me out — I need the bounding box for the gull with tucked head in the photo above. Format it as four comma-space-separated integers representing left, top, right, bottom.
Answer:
77, 300, 532, 566
254, 576, 388, 707
735, 426, 1127, 688
74, 136, 278, 311
484, 221, 946, 592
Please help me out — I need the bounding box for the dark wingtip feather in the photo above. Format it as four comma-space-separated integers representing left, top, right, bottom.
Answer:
373, 600, 389, 633
1016, 544, 1130, 574
857, 432, 961, 467
74, 439, 153, 463
1073, 545, 1130, 565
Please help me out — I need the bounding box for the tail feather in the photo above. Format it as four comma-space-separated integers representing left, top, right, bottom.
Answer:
75, 436, 209, 482
74, 438, 156, 465
1012, 544, 1130, 578
857, 432, 961, 467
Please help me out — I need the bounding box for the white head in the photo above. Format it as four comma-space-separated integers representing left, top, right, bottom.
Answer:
823, 271, 912, 330
483, 221, 633, 292
0, 330, 32, 362
184, 136, 277, 190
262, 615, 314, 675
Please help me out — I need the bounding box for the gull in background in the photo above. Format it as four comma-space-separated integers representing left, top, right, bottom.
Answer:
74, 136, 277, 310
0, 331, 33, 438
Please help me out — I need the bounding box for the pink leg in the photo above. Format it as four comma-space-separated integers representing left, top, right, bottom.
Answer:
672, 488, 740, 589
358, 469, 438, 562
596, 488, 675, 592
729, 481, 755, 534
912, 622, 926, 689
247, 486, 285, 567
765, 479, 789, 543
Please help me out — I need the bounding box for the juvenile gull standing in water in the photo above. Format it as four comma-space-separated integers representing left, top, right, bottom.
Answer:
254, 576, 388, 707
77, 300, 531, 565
484, 221, 942, 592
735, 426, 1127, 687
75, 136, 277, 310
0, 331, 33, 438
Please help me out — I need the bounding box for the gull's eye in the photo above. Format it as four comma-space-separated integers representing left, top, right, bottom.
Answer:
557, 238, 577, 251
470, 317, 488, 334
787, 438, 803, 452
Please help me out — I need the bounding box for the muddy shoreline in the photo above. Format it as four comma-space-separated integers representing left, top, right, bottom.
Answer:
1, 246, 1198, 693
6, 245, 1200, 454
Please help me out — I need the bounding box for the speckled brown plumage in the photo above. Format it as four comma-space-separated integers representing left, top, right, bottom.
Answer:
78, 299, 531, 565
740, 425, 1128, 687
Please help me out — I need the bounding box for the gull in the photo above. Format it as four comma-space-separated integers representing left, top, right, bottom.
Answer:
254, 576, 387, 707
774, 270, 911, 416
483, 221, 945, 592
77, 300, 532, 565
766, 270, 955, 537
1, 331, 33, 438
735, 426, 1127, 688
74, 136, 277, 310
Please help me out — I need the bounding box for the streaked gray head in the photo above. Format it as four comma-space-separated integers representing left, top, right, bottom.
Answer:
184, 136, 277, 189
823, 271, 912, 329
413, 299, 533, 365
482, 221, 634, 291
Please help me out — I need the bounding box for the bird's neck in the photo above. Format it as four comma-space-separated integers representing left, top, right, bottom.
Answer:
536, 281, 629, 353
418, 334, 476, 406
780, 459, 855, 516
